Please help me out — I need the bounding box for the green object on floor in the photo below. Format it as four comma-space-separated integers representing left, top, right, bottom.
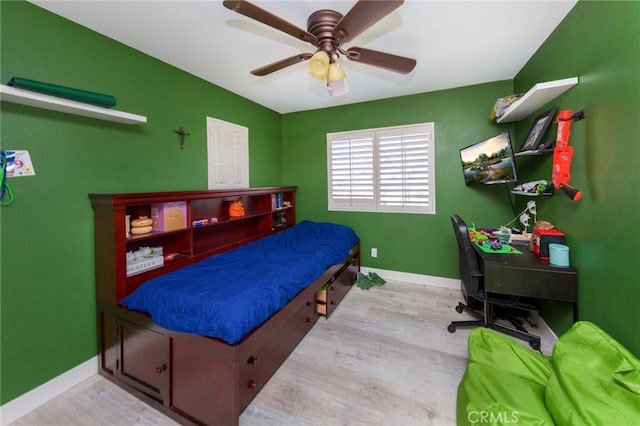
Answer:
368, 272, 386, 285
357, 272, 386, 290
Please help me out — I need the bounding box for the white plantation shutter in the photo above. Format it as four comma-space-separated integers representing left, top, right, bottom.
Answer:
328, 123, 435, 214
378, 126, 433, 212
207, 117, 249, 189
328, 133, 375, 209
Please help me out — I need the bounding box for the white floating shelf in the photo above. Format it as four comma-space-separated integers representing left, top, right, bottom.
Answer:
514, 149, 553, 157
497, 77, 578, 123
0, 84, 147, 124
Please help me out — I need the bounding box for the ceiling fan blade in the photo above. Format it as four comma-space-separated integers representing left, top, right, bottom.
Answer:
223, 0, 317, 45
333, 0, 404, 44
345, 47, 416, 74
250, 53, 313, 76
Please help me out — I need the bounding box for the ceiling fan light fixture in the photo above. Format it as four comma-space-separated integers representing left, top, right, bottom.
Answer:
328, 60, 346, 82
328, 78, 348, 97
308, 51, 329, 79
225, 0, 417, 97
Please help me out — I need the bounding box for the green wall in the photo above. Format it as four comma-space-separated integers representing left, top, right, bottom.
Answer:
0, 1, 282, 404
283, 0, 640, 355
512, 1, 640, 351
282, 82, 516, 278
2, 0, 639, 409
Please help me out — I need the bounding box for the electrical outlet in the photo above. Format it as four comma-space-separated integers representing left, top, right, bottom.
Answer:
371, 247, 378, 258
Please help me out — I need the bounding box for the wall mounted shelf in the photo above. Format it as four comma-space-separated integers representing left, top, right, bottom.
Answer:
497, 77, 578, 123
514, 148, 554, 157
510, 190, 554, 197
0, 84, 147, 124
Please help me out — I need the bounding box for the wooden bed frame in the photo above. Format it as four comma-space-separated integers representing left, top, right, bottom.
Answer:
90, 188, 360, 425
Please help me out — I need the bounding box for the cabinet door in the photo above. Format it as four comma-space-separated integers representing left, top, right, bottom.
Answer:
118, 320, 170, 403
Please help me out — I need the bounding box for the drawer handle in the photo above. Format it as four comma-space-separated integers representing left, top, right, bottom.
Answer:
306, 300, 313, 307
330, 300, 336, 305
306, 317, 314, 323
330, 285, 336, 291
155, 364, 167, 374
248, 380, 258, 390
247, 356, 258, 366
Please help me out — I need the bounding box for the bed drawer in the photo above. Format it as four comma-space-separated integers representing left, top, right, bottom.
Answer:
239, 294, 318, 410
316, 259, 358, 317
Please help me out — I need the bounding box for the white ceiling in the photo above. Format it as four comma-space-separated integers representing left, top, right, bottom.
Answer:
30, 0, 577, 114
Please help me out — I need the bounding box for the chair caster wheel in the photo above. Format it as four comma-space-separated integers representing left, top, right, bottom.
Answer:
455, 304, 463, 313
447, 324, 456, 333
529, 339, 541, 350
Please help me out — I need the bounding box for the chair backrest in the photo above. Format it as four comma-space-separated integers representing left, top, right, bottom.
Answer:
451, 214, 484, 301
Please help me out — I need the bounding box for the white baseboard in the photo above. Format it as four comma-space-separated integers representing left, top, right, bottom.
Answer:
360, 266, 460, 290
0, 356, 98, 426
533, 314, 558, 341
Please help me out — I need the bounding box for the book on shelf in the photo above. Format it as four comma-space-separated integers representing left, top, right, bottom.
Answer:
490, 94, 523, 120
126, 246, 164, 276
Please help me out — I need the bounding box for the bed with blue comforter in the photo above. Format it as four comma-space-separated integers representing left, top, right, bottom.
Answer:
121, 220, 359, 344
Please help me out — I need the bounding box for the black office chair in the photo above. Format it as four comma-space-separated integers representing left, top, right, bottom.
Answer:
447, 214, 541, 350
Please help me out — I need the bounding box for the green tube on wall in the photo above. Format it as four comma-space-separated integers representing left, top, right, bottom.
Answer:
8, 77, 117, 107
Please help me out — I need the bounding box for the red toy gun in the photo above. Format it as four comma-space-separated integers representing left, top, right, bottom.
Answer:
552, 109, 587, 201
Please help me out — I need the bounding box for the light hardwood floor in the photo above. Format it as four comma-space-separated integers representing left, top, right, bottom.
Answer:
10, 279, 556, 426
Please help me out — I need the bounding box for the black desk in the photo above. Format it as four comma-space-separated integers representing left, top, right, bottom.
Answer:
474, 244, 579, 322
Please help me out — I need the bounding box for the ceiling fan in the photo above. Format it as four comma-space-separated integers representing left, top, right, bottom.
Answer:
222, 0, 417, 95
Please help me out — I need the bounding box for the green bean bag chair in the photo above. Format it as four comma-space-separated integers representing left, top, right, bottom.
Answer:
457, 321, 640, 425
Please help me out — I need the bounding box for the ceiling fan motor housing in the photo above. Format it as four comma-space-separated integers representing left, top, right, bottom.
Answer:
223, 0, 416, 77
307, 10, 344, 57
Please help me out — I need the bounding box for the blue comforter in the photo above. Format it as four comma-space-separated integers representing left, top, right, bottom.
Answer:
121, 221, 359, 344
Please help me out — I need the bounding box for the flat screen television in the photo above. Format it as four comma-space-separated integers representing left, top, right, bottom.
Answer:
460, 131, 518, 185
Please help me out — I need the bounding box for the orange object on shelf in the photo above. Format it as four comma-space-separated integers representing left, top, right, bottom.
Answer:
229, 198, 245, 217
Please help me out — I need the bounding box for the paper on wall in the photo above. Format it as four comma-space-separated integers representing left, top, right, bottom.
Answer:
3, 150, 36, 177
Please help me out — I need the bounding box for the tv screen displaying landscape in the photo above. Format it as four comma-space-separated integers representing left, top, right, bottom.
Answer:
460, 131, 518, 185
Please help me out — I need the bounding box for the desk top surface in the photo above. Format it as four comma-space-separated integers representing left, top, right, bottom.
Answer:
474, 243, 577, 274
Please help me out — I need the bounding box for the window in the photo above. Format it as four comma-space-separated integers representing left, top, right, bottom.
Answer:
207, 117, 249, 189
327, 123, 435, 214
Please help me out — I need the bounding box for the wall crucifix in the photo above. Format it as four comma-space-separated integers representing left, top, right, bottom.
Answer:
173, 126, 190, 150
